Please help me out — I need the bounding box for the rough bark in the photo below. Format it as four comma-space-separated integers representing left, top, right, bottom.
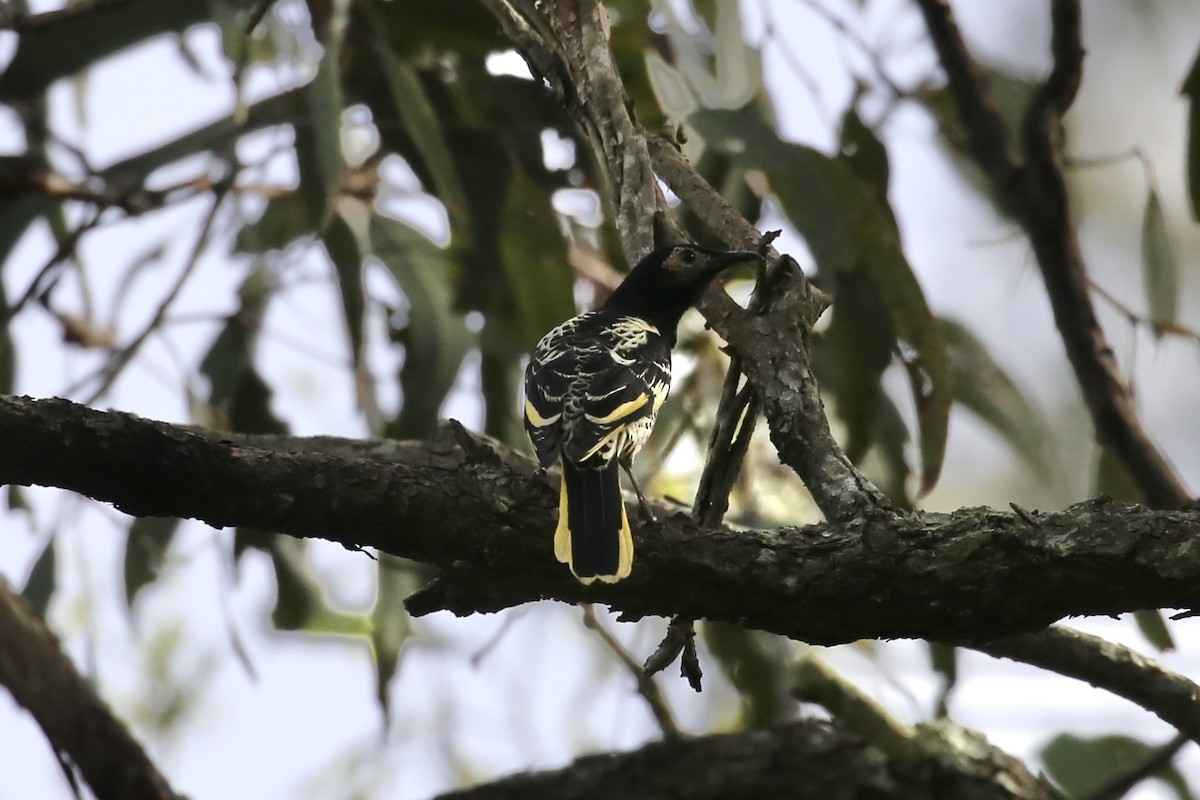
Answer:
0, 582, 184, 800
433, 718, 1058, 800
2, 395, 1197, 648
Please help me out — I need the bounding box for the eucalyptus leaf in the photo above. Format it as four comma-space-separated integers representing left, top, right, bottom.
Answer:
940, 318, 1053, 479
124, 517, 181, 612
370, 214, 472, 438
1141, 189, 1179, 329
1182, 45, 1200, 221
0, 0, 261, 101
377, 47, 467, 217
270, 538, 370, 636
21, 537, 56, 620
704, 622, 791, 728
692, 106, 951, 491
1041, 733, 1191, 800
371, 555, 425, 720
305, 26, 345, 227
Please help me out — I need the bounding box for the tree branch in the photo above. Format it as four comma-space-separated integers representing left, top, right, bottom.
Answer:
914, 0, 1190, 509
975, 626, 1200, 741
433, 716, 1056, 800
3, 396, 1200, 647
649, 138, 890, 522
0, 581, 183, 800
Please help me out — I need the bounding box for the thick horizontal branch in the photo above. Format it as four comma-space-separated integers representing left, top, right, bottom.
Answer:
434, 717, 1054, 800
2, 395, 1199, 646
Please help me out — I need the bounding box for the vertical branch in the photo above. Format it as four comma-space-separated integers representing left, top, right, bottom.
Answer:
482, 0, 657, 263
0, 582, 183, 800
914, 0, 1190, 508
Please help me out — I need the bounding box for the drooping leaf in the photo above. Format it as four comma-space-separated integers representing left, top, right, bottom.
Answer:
370, 214, 472, 438
1041, 733, 1192, 800
5, 485, 30, 513
270, 537, 370, 636
1141, 189, 1179, 329
928, 642, 957, 718
692, 106, 951, 491
0, 277, 15, 395
124, 516, 181, 613
377, 47, 467, 218
199, 268, 287, 434
22, 537, 56, 620
840, 100, 889, 198
0, 0, 262, 102
869, 393, 913, 508
324, 213, 365, 364
497, 174, 576, 350
916, 66, 1035, 216
303, 10, 346, 228
1182, 44, 1200, 222
234, 192, 317, 255
704, 621, 791, 729
371, 555, 425, 720
939, 318, 1053, 479
815, 269, 894, 464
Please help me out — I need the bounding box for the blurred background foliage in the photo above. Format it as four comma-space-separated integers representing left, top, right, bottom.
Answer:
1, 0, 1199, 797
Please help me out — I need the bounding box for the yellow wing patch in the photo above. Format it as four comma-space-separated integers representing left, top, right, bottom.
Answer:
525, 398, 561, 428
584, 392, 648, 425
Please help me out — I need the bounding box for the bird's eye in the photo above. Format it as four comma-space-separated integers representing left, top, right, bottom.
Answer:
679, 249, 697, 264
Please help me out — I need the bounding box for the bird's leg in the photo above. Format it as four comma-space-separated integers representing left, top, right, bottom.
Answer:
620, 460, 656, 522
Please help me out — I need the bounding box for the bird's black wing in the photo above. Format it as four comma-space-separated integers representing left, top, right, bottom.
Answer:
525, 312, 671, 469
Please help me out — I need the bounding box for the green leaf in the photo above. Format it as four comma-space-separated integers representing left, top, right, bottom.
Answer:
233, 192, 317, 255
377, 47, 467, 217
5, 485, 30, 512
939, 318, 1053, 479
324, 213, 365, 364
370, 214, 472, 438
1133, 608, 1176, 653
371, 555, 424, 719
1181, 45, 1200, 222
124, 517, 181, 612
1041, 733, 1192, 800
199, 268, 287, 434
869, 393, 913, 508
22, 537, 56, 620
305, 27, 345, 227
816, 269, 894, 464
1141, 189, 1179, 329
0, 278, 15, 395
927, 642, 957, 717
497, 174, 577, 350
270, 538, 370, 636
0, 0, 262, 102
691, 106, 951, 491
704, 622, 791, 728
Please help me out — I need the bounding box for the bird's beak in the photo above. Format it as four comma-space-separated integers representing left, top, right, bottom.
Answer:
708, 250, 764, 274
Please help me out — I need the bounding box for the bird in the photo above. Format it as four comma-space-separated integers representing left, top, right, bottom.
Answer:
523, 243, 763, 584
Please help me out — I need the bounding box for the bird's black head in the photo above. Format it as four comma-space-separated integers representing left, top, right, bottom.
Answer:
602, 244, 762, 333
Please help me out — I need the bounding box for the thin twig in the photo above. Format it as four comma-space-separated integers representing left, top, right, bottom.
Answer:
70, 179, 233, 403
582, 605, 681, 740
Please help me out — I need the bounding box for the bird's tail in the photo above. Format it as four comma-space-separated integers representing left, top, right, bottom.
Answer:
554, 460, 633, 583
